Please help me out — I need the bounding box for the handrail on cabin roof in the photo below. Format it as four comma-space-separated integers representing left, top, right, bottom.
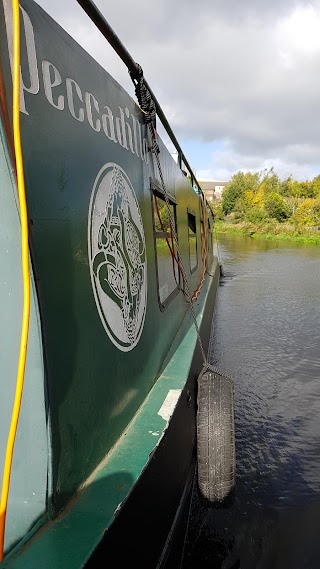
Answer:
76, 0, 206, 200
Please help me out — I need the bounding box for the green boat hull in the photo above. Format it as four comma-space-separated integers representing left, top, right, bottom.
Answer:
0, 0, 219, 566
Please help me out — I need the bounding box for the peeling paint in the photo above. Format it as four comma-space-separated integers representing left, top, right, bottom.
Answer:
157, 389, 182, 422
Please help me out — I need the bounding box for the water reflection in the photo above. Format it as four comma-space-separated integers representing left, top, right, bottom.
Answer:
182, 235, 320, 569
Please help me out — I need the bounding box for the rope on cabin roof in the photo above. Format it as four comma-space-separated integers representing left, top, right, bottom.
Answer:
152, 137, 227, 381
149, 123, 208, 365
130, 66, 221, 368
130, 64, 157, 129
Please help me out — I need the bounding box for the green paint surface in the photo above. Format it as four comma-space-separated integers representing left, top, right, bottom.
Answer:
0, 0, 217, 564
2, 259, 218, 569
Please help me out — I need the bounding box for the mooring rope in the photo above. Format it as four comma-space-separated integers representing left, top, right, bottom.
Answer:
130, 67, 226, 374
130, 64, 156, 128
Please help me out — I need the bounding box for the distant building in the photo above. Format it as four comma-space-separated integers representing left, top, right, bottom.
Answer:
197, 179, 228, 202
170, 155, 228, 201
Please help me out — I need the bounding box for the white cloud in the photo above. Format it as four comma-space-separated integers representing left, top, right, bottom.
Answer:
198, 142, 320, 181
36, 0, 320, 181
278, 5, 320, 59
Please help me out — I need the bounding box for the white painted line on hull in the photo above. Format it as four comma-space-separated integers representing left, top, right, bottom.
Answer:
158, 389, 182, 422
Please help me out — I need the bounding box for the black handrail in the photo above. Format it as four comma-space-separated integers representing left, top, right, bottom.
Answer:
76, 0, 205, 197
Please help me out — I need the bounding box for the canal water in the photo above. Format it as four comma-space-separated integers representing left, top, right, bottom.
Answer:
182, 235, 320, 569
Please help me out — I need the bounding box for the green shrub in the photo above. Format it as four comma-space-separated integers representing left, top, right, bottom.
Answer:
292, 198, 320, 226
264, 192, 289, 221
246, 207, 268, 223
211, 204, 225, 220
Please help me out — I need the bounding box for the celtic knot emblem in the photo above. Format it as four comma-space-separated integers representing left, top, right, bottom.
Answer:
88, 164, 147, 351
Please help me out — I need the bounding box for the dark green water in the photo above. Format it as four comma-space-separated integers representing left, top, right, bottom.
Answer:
182, 235, 320, 569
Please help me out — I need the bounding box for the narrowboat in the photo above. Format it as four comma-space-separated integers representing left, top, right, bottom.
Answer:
0, 0, 234, 567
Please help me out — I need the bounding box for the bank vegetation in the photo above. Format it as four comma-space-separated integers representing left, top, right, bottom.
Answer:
213, 168, 320, 244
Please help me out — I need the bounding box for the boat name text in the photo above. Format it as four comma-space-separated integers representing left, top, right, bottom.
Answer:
7, 6, 149, 164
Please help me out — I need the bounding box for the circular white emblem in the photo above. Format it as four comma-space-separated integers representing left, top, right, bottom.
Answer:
88, 163, 147, 351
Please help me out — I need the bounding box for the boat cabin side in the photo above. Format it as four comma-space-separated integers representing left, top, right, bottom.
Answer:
0, 0, 216, 561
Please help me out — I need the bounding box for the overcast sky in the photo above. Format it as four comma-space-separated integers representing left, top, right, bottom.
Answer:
36, 0, 320, 182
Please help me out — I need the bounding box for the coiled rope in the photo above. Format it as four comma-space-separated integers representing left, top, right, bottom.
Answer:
130, 64, 157, 128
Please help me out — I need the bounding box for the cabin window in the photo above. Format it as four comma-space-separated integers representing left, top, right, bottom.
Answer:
188, 211, 198, 272
153, 193, 179, 305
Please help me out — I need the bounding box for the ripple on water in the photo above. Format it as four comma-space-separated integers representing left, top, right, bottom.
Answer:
183, 236, 320, 569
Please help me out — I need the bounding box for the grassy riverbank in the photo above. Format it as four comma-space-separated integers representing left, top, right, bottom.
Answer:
215, 220, 320, 245
214, 168, 320, 246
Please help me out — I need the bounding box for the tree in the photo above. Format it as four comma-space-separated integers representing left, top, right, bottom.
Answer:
264, 192, 289, 221
299, 181, 314, 198
222, 171, 259, 214
211, 203, 224, 220
279, 176, 293, 197
292, 198, 320, 226
220, 167, 320, 226
259, 167, 280, 196
311, 176, 320, 198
